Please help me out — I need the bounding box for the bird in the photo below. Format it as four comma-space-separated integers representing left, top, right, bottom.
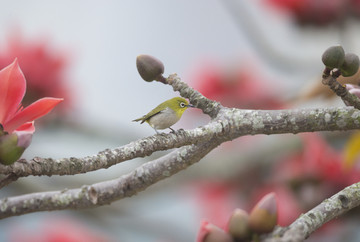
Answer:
133, 97, 194, 134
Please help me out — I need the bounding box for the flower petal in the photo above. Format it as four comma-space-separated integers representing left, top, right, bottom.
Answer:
13, 129, 33, 149
15, 122, 35, 134
4, 97, 63, 133
0, 59, 26, 123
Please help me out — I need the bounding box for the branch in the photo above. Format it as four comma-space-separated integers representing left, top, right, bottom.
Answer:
264, 182, 360, 242
0, 140, 220, 219
0, 173, 19, 189
0, 73, 220, 177
2, 71, 360, 222
1, 106, 360, 177
0, 128, 215, 177
322, 71, 360, 109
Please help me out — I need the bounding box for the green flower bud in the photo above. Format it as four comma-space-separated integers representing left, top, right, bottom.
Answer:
340, 53, 360, 77
249, 193, 278, 234
136, 54, 164, 82
227, 208, 250, 240
0, 131, 32, 165
321, 45, 345, 69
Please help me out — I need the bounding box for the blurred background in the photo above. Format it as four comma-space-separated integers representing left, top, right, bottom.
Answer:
1, 0, 360, 241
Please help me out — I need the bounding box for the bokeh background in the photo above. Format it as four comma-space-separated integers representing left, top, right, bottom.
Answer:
1, 0, 360, 241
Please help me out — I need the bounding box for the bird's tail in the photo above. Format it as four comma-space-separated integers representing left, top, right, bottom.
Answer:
132, 117, 142, 122
132, 117, 146, 124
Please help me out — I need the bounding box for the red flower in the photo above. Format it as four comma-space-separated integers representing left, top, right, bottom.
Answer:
10, 217, 109, 242
265, 0, 354, 26
0, 59, 63, 165
0, 32, 72, 112
270, 133, 360, 217
274, 133, 360, 186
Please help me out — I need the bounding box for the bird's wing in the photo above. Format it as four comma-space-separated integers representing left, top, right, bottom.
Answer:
140, 108, 164, 123
133, 102, 168, 124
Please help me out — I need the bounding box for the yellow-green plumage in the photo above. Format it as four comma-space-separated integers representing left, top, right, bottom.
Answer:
133, 97, 193, 133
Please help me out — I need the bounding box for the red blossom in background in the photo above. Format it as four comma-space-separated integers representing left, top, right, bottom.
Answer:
268, 133, 360, 224
0, 32, 72, 113
265, 0, 360, 26
192, 133, 360, 230
10, 217, 109, 242
191, 61, 285, 110
274, 133, 360, 188
0, 59, 63, 165
194, 182, 241, 228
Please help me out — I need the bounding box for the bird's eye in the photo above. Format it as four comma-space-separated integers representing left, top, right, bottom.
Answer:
180, 102, 186, 108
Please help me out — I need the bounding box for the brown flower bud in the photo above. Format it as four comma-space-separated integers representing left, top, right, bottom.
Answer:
249, 193, 278, 234
227, 208, 250, 240
340, 53, 360, 77
321, 45, 345, 69
136, 54, 164, 82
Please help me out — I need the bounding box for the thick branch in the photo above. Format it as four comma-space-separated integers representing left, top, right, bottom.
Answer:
264, 182, 360, 242
1, 106, 360, 177
2, 72, 360, 222
0, 140, 220, 219
3, 107, 360, 220
222, 106, 360, 137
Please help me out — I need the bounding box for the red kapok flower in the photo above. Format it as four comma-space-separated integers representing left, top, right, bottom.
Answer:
265, 0, 347, 26
0, 59, 63, 165
0, 32, 72, 113
10, 217, 109, 242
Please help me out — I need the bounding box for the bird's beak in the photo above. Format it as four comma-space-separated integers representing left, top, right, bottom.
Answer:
187, 104, 195, 108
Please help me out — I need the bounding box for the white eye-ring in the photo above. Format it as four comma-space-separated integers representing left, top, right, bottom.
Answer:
180, 102, 186, 108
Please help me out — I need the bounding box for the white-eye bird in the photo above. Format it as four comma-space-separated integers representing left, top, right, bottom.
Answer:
133, 97, 194, 133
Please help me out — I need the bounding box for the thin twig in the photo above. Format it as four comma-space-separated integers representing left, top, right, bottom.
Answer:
322, 71, 360, 109
0, 173, 19, 189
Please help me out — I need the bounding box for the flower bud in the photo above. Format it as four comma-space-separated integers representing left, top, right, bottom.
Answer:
321, 45, 345, 69
196, 221, 233, 242
249, 193, 278, 234
340, 53, 360, 77
227, 208, 250, 240
0, 131, 32, 165
136, 54, 164, 82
